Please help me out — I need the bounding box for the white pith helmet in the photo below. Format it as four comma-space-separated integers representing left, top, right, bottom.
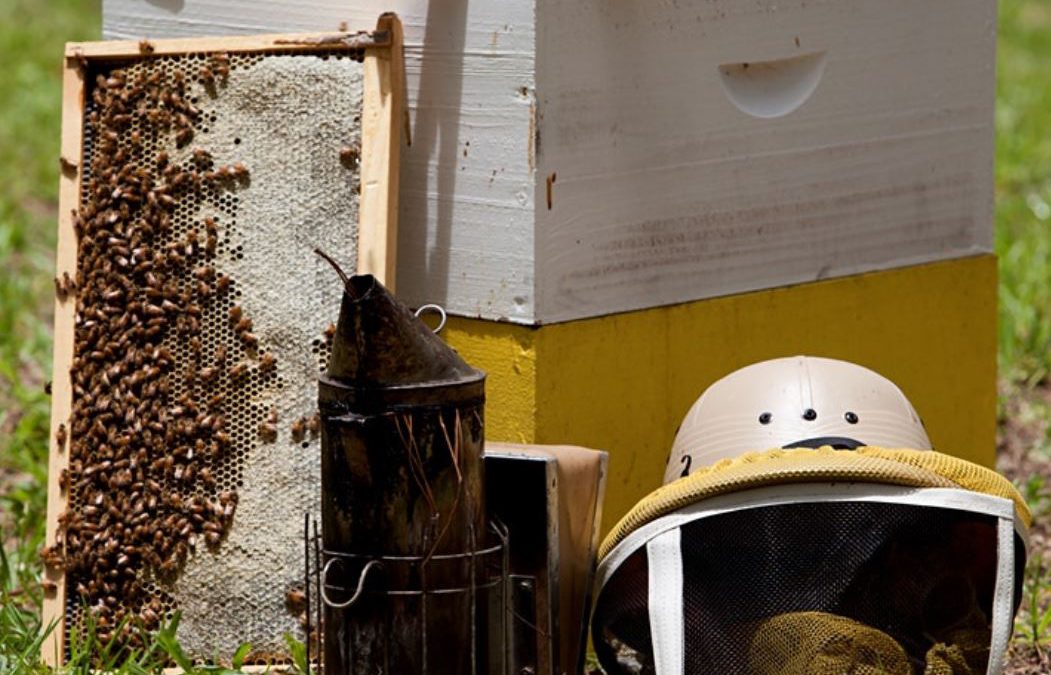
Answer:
665, 356, 932, 484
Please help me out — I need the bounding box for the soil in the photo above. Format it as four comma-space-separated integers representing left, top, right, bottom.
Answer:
999, 385, 1051, 674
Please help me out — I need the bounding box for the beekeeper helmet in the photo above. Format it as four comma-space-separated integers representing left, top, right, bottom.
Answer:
592, 357, 1029, 675
665, 355, 932, 483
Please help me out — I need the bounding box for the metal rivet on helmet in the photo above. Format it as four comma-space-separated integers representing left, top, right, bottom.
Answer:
803, 408, 817, 421
759, 412, 773, 425
845, 412, 859, 424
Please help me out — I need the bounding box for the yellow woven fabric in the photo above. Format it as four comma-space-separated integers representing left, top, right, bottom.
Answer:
746, 611, 912, 675
924, 642, 975, 674
600, 447, 1030, 559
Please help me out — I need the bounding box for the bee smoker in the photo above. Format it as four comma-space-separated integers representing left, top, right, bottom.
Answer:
316, 266, 495, 674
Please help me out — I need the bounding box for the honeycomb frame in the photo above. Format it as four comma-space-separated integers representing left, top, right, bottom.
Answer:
42, 15, 404, 666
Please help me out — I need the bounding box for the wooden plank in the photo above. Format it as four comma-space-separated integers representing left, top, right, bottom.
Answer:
357, 13, 404, 290
67, 30, 389, 60
41, 58, 86, 667
41, 21, 401, 665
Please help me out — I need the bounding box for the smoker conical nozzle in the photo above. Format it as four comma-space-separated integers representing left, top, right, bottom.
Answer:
315, 253, 484, 411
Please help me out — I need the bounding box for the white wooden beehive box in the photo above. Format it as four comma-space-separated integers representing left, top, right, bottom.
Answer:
104, 0, 996, 325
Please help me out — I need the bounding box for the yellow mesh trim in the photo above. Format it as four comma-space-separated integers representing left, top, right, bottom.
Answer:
600, 447, 1030, 559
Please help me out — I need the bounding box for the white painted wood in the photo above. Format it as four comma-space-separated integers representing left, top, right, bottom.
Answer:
103, 0, 997, 325
533, 0, 996, 322
104, 0, 537, 323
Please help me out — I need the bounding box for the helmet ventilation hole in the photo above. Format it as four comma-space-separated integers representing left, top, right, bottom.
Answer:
758, 412, 773, 425
803, 408, 817, 421
845, 411, 859, 424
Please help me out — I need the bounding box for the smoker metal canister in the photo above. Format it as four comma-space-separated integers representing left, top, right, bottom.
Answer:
318, 274, 486, 674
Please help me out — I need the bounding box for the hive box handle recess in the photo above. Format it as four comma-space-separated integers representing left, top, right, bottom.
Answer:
717, 51, 827, 118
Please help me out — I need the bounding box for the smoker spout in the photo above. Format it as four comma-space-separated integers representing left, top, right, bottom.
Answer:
328, 274, 477, 385
319, 270, 484, 411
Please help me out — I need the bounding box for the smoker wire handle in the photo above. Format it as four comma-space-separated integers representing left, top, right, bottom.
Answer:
414, 304, 447, 333
320, 558, 383, 609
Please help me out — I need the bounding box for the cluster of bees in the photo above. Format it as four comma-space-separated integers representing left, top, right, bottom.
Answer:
42, 55, 277, 647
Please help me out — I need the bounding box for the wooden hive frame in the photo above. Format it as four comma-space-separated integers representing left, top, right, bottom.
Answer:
42, 13, 403, 665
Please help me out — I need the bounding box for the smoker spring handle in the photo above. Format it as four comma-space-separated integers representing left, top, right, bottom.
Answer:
321, 558, 384, 609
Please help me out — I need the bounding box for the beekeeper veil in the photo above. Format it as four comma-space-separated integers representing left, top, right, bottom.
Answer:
591, 356, 1029, 675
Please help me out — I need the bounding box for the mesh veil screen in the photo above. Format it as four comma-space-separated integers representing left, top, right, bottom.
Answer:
593, 502, 1024, 675
593, 546, 654, 673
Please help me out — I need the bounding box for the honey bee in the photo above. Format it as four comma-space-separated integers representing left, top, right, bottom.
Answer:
215, 274, 232, 293
259, 421, 278, 443
228, 362, 248, 380
285, 587, 307, 613
240, 332, 258, 347
175, 127, 194, 148
234, 317, 253, 333
199, 65, 215, 86
69, 47, 88, 71
323, 323, 336, 341
137, 39, 154, 55
229, 305, 243, 322
307, 413, 321, 435
290, 417, 306, 442
339, 145, 360, 165
210, 53, 231, 79
40, 544, 65, 570
54, 272, 77, 300
55, 423, 67, 449
259, 352, 276, 372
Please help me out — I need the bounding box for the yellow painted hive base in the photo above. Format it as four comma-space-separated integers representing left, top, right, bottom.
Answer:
443, 255, 997, 533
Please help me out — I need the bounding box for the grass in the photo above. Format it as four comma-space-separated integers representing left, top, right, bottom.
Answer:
4, 0, 1051, 672
997, 1, 1051, 670
0, 0, 100, 671
996, 0, 1051, 384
